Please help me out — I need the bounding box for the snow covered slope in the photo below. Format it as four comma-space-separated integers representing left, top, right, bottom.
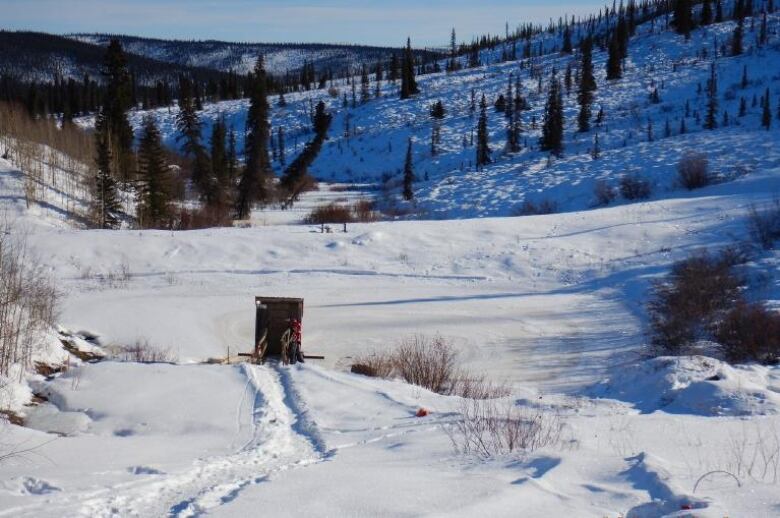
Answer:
70, 34, 435, 76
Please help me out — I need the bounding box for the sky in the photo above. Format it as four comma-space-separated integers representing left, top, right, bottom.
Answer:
2, 0, 608, 47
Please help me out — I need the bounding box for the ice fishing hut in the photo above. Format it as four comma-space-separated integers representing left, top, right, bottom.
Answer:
250, 296, 305, 364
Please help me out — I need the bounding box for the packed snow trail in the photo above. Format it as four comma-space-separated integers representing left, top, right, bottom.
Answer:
3, 363, 328, 518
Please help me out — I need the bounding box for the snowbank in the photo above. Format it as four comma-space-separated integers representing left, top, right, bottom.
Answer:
592, 355, 780, 416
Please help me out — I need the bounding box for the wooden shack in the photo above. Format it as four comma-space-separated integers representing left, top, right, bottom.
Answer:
254, 296, 304, 360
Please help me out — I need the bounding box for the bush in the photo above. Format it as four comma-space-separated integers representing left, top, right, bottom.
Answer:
304, 203, 354, 225
594, 180, 617, 206
747, 199, 780, 250
516, 199, 558, 216
716, 302, 780, 364
648, 249, 745, 353
620, 174, 652, 200
304, 200, 380, 225
394, 335, 458, 394
109, 338, 178, 364
351, 335, 509, 399
445, 399, 564, 458
173, 205, 233, 230
678, 152, 710, 190
350, 352, 394, 378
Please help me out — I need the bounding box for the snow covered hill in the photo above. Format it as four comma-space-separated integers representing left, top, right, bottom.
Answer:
70, 34, 437, 77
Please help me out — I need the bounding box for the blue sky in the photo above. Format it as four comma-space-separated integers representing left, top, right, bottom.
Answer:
2, 0, 607, 46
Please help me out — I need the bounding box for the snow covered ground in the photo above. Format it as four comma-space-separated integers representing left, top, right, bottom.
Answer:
3, 4, 780, 517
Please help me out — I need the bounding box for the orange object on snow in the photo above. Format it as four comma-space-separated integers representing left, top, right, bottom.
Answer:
415, 408, 429, 417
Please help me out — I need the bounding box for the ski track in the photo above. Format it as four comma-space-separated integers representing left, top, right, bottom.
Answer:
7, 363, 327, 518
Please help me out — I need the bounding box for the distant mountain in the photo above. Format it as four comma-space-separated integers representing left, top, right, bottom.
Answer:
0, 30, 231, 86
69, 34, 440, 76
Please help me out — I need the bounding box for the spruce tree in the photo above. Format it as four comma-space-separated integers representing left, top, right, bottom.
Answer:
277, 126, 286, 166
732, 18, 744, 56
360, 64, 370, 103
99, 38, 134, 183
506, 74, 520, 153
673, 0, 693, 39
606, 33, 622, 80
476, 95, 491, 168
562, 25, 573, 54
704, 64, 718, 130
540, 76, 564, 156
578, 37, 596, 132
281, 101, 332, 201
403, 138, 414, 200
400, 38, 419, 99
210, 117, 229, 205
715, 0, 724, 22
762, 88, 772, 130
236, 56, 273, 219
176, 76, 210, 197
93, 112, 122, 229
702, 0, 713, 25
137, 115, 173, 228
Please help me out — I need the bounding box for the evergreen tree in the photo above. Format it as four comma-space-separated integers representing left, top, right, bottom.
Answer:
176, 76, 210, 196
99, 38, 134, 183
277, 126, 286, 166
540, 76, 564, 156
403, 138, 414, 201
741, 65, 749, 88
136, 115, 173, 228
506, 74, 520, 153
762, 88, 772, 130
476, 95, 491, 168
715, 0, 724, 22
704, 64, 718, 130
606, 32, 622, 80
448, 28, 459, 72
236, 56, 273, 219
562, 25, 573, 54
281, 101, 332, 201
93, 112, 122, 229
732, 18, 744, 56
210, 116, 229, 205
227, 126, 238, 182
702, 0, 713, 25
673, 0, 693, 39
739, 97, 747, 116
400, 38, 419, 99
360, 64, 370, 103
578, 37, 596, 132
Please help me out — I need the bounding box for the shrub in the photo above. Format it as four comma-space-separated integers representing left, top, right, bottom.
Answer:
678, 152, 711, 190
109, 339, 178, 364
350, 335, 509, 399
747, 199, 780, 250
394, 335, 458, 394
445, 399, 565, 457
648, 249, 745, 353
173, 205, 233, 230
0, 221, 59, 376
350, 352, 394, 378
620, 174, 652, 200
716, 302, 780, 364
304, 200, 380, 225
516, 198, 558, 216
594, 180, 617, 206
303, 203, 354, 225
